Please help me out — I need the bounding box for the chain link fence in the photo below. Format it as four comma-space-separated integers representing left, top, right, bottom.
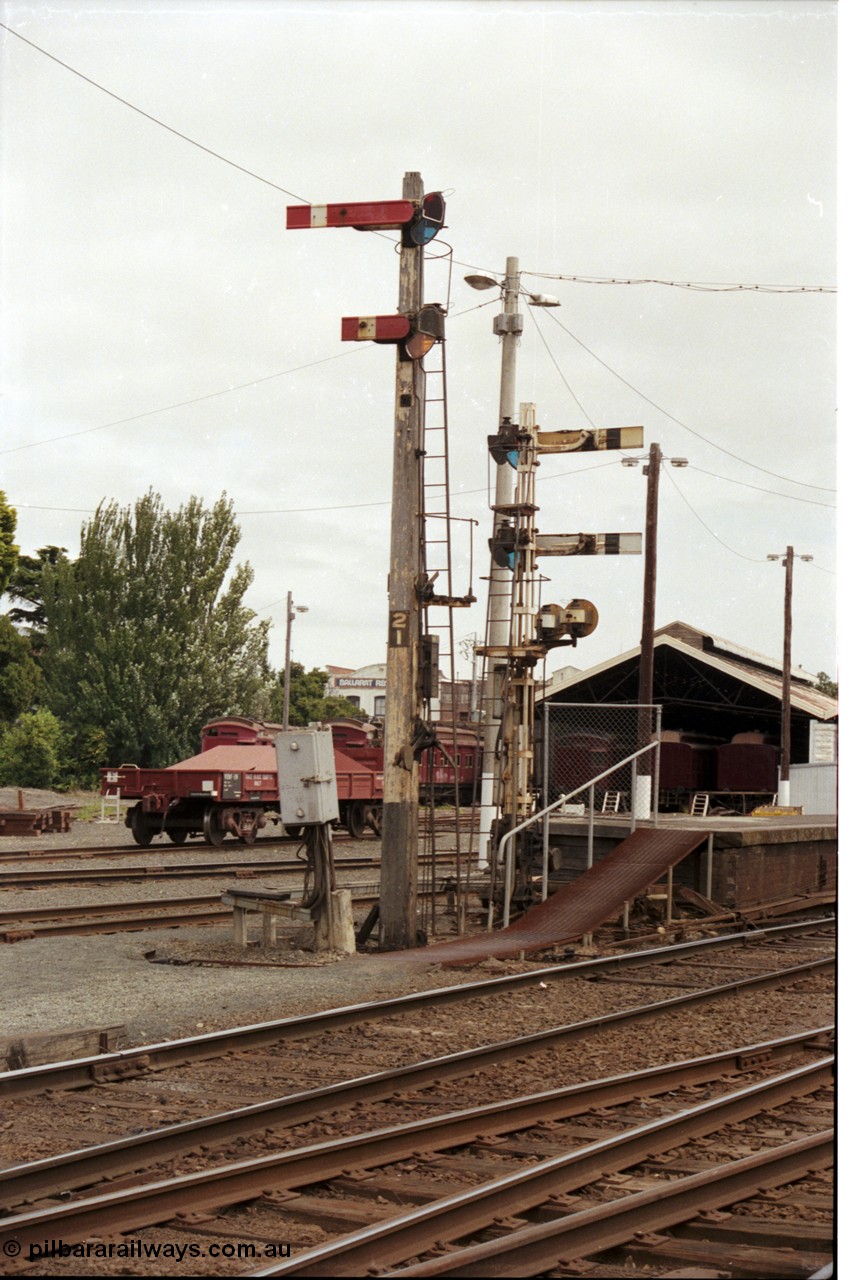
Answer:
541, 702, 661, 816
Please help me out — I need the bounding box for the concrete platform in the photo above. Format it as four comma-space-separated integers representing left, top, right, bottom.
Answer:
546, 812, 837, 911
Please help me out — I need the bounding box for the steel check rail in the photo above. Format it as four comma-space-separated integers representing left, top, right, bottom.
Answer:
0, 918, 833, 1099
387, 1131, 834, 1278
252, 1059, 834, 1277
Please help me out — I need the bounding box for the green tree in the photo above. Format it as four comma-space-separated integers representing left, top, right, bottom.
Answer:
0, 708, 63, 788
41, 490, 274, 767
0, 491, 18, 595
269, 663, 369, 726
815, 672, 838, 699
0, 615, 42, 724
5, 545, 68, 655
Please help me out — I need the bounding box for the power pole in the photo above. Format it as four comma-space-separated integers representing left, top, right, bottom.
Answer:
767, 545, 811, 805
477, 256, 521, 868
283, 591, 294, 733
637, 442, 661, 730
626, 443, 688, 817
282, 592, 308, 731
781, 545, 793, 799
380, 171, 425, 949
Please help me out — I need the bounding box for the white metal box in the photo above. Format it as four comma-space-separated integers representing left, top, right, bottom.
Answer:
275, 728, 339, 825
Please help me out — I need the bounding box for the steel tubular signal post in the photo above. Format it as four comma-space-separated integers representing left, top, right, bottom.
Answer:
478, 256, 521, 870
380, 171, 426, 949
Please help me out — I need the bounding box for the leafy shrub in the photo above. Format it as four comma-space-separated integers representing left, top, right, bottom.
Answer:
0, 708, 64, 789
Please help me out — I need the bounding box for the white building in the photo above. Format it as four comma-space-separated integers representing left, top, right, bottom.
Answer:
325, 664, 387, 718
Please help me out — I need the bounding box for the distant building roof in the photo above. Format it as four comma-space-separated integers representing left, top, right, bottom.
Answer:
543, 620, 837, 722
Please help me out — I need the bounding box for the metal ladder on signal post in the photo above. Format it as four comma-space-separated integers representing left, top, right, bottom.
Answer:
417, 335, 475, 933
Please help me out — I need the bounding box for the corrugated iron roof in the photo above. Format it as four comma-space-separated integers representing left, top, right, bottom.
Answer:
543, 622, 837, 721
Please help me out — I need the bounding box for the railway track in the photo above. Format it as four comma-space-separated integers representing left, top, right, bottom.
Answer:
0, 917, 833, 1099
0, 850, 465, 890
0, 811, 472, 863
0, 878, 477, 941
0, 1031, 833, 1275
0, 918, 834, 1276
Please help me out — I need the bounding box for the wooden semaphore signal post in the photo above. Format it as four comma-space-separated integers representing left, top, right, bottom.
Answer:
288, 173, 452, 949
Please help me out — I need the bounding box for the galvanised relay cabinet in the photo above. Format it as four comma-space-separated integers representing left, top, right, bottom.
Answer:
275, 728, 340, 826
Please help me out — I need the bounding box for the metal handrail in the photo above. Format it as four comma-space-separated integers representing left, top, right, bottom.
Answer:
498, 740, 661, 928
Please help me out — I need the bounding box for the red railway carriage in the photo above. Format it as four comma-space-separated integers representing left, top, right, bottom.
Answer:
552, 731, 623, 805
102, 736, 279, 846
419, 725, 480, 804
714, 739, 780, 794
103, 715, 477, 846
658, 740, 714, 794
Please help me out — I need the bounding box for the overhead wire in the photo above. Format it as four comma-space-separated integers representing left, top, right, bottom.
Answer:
3, 17, 836, 583
662, 468, 834, 574
0, 22, 307, 201
522, 269, 835, 294
450, 256, 835, 295
524, 303, 596, 428
3, 21, 835, 499
536, 305, 835, 493
0, 348, 368, 456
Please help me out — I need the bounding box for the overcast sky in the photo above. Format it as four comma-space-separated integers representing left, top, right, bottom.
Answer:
0, 0, 838, 687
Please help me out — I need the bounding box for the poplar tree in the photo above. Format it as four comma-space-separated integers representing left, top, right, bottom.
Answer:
0, 490, 18, 595
42, 490, 273, 767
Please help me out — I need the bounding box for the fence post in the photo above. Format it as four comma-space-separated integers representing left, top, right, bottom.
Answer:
542, 703, 550, 902
704, 832, 714, 899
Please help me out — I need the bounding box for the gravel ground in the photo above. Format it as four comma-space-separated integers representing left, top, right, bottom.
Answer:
0, 806, 516, 1049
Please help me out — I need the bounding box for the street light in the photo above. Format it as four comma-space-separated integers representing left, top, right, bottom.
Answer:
283, 591, 309, 732
464, 259, 562, 869
463, 274, 562, 308
767, 548, 812, 805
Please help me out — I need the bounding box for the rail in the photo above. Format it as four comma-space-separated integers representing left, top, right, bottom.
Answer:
0, 1048, 833, 1254
0, 918, 832, 1100
497, 739, 661, 928
0, 1025, 829, 1208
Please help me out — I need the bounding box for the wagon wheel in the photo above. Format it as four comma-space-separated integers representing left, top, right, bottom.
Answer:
130, 805, 155, 847
366, 804, 382, 837
167, 829, 188, 845
202, 805, 226, 846
346, 801, 367, 840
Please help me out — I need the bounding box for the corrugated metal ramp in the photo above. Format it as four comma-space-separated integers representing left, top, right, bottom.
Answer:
392, 827, 707, 965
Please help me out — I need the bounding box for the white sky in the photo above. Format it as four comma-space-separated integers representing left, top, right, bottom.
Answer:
0, 0, 839, 683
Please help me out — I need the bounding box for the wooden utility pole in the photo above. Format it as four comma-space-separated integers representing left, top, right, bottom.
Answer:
767, 544, 811, 806
780, 545, 794, 796
637, 442, 661, 721
380, 170, 425, 949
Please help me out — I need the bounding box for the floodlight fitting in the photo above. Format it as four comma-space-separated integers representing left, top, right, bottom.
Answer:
527, 292, 561, 308
295, 605, 309, 613
767, 554, 781, 561
801, 555, 814, 562
464, 274, 500, 291
669, 457, 689, 468
621, 457, 640, 467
